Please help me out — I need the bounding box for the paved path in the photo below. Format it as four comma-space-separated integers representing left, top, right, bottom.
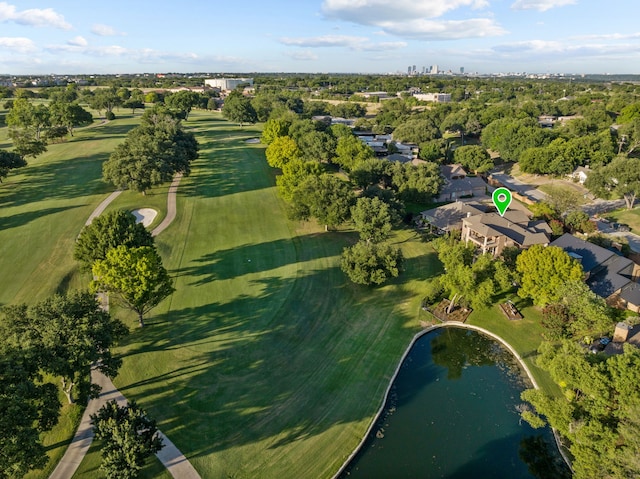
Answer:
50, 174, 200, 479
49, 370, 200, 479
152, 173, 182, 237
84, 190, 123, 226
489, 171, 548, 203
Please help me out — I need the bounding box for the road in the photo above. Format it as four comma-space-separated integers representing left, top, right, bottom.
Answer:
489, 171, 548, 203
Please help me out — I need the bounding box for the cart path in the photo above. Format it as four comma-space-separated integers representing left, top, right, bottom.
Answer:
152, 173, 183, 236
48, 370, 201, 479
50, 174, 200, 479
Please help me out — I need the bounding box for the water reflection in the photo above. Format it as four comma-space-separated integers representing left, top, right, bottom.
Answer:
339, 327, 569, 479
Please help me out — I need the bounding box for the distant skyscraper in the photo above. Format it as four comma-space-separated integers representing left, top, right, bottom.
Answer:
460, 67, 465, 74
408, 66, 412, 75
431, 64, 439, 74
412, 65, 416, 74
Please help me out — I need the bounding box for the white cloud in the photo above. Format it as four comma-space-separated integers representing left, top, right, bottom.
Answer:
67, 36, 88, 47
91, 23, 125, 37
322, 0, 488, 22
490, 39, 640, 59
286, 50, 319, 61
0, 2, 71, 29
572, 32, 640, 41
378, 18, 506, 39
280, 34, 406, 51
511, 0, 576, 12
0, 36, 37, 53
320, 0, 503, 41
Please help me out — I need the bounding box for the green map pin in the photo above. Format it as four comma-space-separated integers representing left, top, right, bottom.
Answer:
492, 187, 512, 216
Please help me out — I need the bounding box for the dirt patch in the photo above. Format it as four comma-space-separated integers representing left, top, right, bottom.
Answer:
431, 299, 472, 323
132, 208, 158, 227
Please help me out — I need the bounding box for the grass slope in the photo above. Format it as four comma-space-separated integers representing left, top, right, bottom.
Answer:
98, 112, 438, 478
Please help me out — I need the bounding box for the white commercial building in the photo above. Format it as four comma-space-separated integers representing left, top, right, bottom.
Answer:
413, 92, 452, 103
204, 78, 254, 91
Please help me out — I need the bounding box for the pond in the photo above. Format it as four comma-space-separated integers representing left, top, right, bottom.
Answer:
339, 327, 569, 479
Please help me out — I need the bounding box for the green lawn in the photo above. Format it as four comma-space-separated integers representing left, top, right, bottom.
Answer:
72, 111, 439, 478
607, 207, 640, 233
3, 109, 565, 478
0, 114, 143, 477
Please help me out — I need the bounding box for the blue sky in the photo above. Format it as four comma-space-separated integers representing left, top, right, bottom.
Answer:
1, 0, 639, 75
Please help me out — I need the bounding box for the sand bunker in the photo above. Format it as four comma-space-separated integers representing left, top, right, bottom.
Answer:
245, 138, 260, 144
132, 208, 158, 227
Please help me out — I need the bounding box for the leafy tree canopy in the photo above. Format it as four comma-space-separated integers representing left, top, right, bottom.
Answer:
0, 149, 27, 182
516, 244, 584, 306
74, 209, 155, 271
585, 156, 640, 210
92, 400, 164, 479
92, 246, 175, 327
340, 240, 403, 285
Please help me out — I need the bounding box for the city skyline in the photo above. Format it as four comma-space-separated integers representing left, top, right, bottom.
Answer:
1, 0, 639, 75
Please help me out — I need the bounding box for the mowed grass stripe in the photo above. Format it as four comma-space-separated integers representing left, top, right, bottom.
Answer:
106, 112, 439, 479
0, 117, 141, 306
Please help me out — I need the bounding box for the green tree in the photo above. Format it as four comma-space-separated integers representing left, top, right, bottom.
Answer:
558, 280, 613, 337
453, 145, 493, 174
165, 90, 201, 120
276, 158, 323, 202
91, 400, 164, 479
435, 237, 509, 313
392, 117, 441, 144
390, 161, 443, 203
8, 129, 47, 158
585, 156, 640, 210
260, 118, 290, 145
351, 196, 395, 243
74, 210, 155, 271
90, 87, 122, 115
92, 246, 175, 327
516, 245, 584, 306
522, 341, 640, 479
334, 134, 374, 171
564, 210, 592, 233
297, 130, 336, 163
49, 101, 92, 136
2, 291, 128, 404
0, 149, 27, 182
122, 99, 145, 115
222, 91, 257, 127
0, 343, 60, 479
265, 135, 300, 169
481, 117, 551, 162
290, 174, 355, 230
341, 240, 403, 285
102, 111, 198, 194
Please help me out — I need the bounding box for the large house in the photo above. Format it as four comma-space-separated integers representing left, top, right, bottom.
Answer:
420, 200, 487, 234
461, 210, 551, 256
436, 164, 489, 202
551, 233, 640, 312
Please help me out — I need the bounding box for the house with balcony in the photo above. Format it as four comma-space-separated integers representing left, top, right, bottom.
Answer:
461, 210, 551, 256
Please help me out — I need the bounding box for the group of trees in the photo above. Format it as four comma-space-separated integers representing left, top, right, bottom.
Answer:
6, 95, 93, 158
0, 290, 128, 477
522, 340, 640, 479
102, 106, 199, 194
259, 106, 444, 285
75, 209, 175, 327
431, 235, 513, 313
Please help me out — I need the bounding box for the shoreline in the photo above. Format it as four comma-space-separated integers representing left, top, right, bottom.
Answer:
332, 322, 572, 478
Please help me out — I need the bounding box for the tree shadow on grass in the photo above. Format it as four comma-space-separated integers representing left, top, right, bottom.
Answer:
0, 154, 110, 208
173, 232, 345, 284
113, 260, 420, 476
0, 204, 85, 231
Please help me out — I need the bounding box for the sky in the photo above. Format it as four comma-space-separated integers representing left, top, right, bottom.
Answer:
1, 0, 640, 75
